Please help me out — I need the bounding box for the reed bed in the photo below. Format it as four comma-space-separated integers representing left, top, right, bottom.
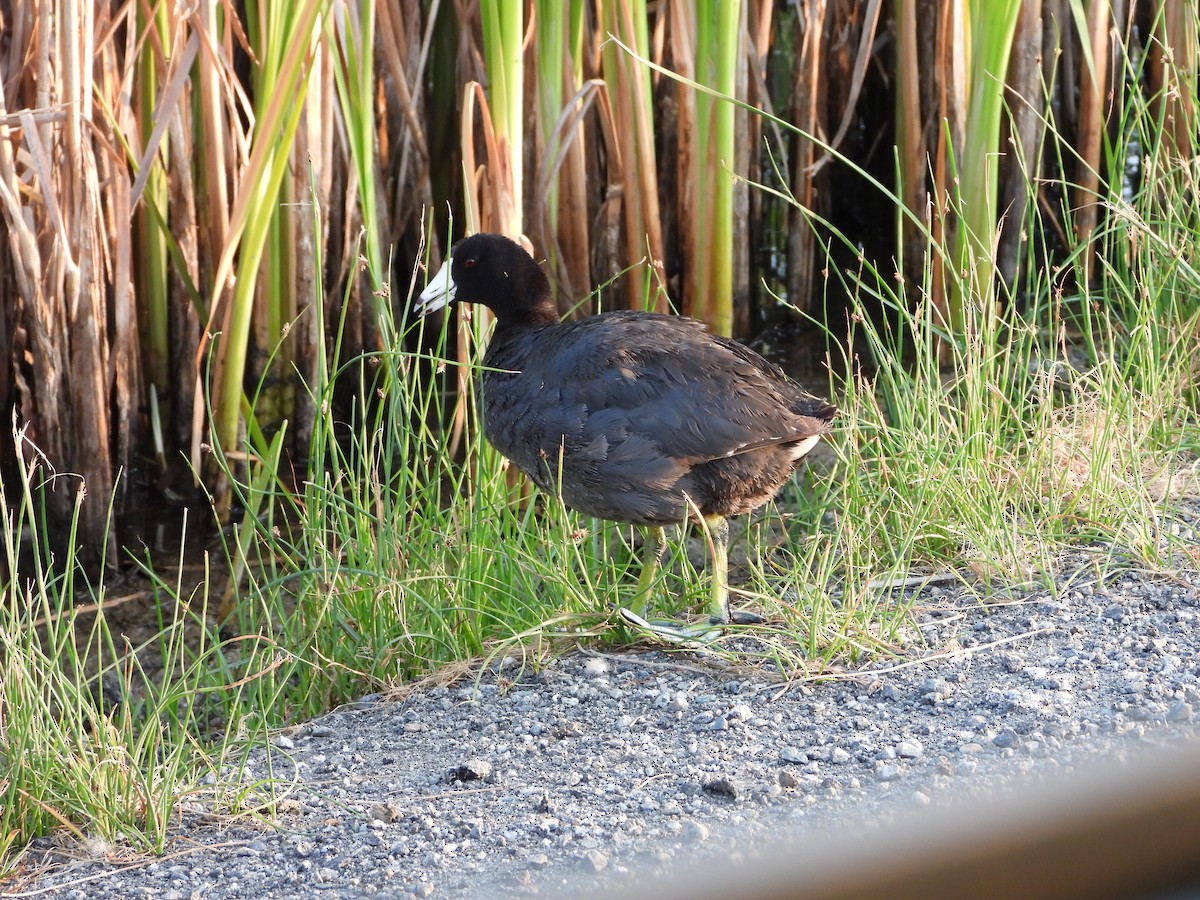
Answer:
0, 3, 1193, 547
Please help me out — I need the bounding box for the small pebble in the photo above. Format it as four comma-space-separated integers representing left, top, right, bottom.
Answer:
703, 777, 741, 800
897, 740, 924, 759
448, 759, 492, 783
993, 730, 1020, 749
729, 704, 753, 721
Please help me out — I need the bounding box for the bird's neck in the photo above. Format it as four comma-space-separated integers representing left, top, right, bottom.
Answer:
493, 301, 559, 330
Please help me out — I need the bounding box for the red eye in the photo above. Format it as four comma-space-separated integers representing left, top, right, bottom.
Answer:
464, 258, 476, 267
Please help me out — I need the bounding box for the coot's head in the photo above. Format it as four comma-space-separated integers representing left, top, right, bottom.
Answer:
416, 233, 555, 325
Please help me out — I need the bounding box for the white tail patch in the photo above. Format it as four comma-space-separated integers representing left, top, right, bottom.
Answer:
788, 435, 822, 460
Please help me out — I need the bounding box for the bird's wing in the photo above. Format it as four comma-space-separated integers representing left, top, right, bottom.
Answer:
528, 313, 833, 464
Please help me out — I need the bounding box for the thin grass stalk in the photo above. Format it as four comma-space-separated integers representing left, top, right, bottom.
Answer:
454, 83, 502, 457
540, 80, 618, 315
254, 188, 294, 427
61, 0, 116, 555
533, 0, 562, 296
742, 0, 770, 321
290, 62, 333, 457
717, 0, 742, 335
89, 2, 137, 492
157, 32, 203, 457
821, 0, 884, 159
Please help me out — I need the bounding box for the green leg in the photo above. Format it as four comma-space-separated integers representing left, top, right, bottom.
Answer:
706, 515, 730, 625
630, 525, 666, 618
618, 518, 760, 643
706, 515, 765, 626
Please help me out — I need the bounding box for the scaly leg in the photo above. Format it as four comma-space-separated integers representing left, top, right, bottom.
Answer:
706, 515, 765, 626
619, 517, 761, 642
706, 515, 731, 624
620, 524, 716, 643
629, 525, 666, 619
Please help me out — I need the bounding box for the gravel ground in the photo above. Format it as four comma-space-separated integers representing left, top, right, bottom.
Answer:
7, 542, 1200, 899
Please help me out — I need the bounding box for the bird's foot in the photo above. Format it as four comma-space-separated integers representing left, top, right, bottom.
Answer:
618, 608, 724, 645
711, 609, 767, 627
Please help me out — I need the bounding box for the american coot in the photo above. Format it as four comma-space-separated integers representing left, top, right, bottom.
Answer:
417, 233, 835, 639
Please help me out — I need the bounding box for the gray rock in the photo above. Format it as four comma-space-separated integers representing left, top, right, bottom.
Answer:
993, 729, 1020, 749
702, 777, 742, 800
729, 704, 753, 722
897, 740, 924, 759
448, 759, 492, 783
368, 802, 402, 823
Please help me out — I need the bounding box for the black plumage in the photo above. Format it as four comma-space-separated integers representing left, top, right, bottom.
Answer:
417, 233, 835, 631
